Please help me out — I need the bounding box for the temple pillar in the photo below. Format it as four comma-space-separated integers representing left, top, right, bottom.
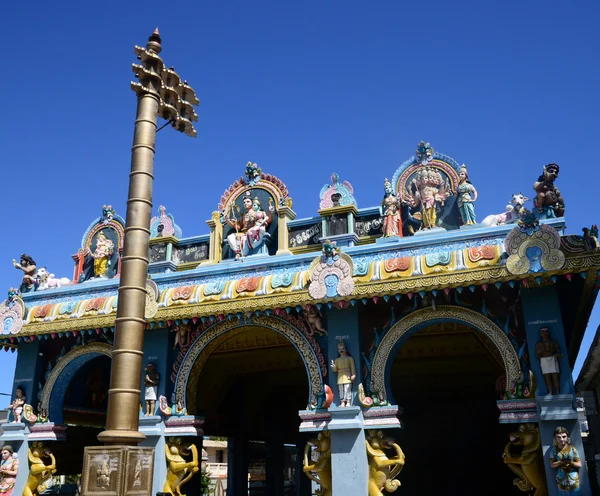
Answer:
329, 407, 368, 495
276, 205, 296, 255
266, 435, 284, 494
140, 328, 170, 416
295, 438, 312, 496
227, 436, 249, 496
11, 340, 43, 416
0, 422, 29, 496
521, 285, 592, 495
207, 211, 223, 263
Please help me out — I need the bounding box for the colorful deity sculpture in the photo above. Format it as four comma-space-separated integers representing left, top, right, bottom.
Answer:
163, 439, 199, 496
404, 167, 451, 229
456, 165, 478, 225
0, 445, 19, 496
380, 178, 403, 237
365, 430, 405, 496
502, 423, 547, 496
24, 443, 56, 496
8, 387, 26, 423
13, 254, 37, 293
533, 163, 565, 219
330, 340, 356, 407
550, 427, 582, 494
144, 363, 160, 416
535, 327, 561, 395
303, 431, 332, 496
91, 231, 114, 278
224, 191, 275, 260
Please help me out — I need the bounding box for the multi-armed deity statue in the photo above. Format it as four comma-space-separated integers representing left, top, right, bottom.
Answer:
224, 191, 275, 260
404, 166, 452, 230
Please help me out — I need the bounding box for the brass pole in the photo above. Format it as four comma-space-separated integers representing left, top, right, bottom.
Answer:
97, 29, 162, 445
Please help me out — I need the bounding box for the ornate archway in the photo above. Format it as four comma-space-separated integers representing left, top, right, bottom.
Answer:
40, 342, 112, 424
370, 306, 521, 402
174, 315, 324, 411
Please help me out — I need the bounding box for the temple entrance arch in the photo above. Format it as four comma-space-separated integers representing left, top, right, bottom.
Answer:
40, 342, 112, 424
174, 314, 325, 412
370, 306, 521, 402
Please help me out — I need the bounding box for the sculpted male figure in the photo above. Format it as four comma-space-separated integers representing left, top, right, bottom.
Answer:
535, 327, 561, 395
330, 341, 356, 407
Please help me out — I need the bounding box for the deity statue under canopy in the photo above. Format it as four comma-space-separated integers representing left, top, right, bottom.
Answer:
403, 166, 452, 229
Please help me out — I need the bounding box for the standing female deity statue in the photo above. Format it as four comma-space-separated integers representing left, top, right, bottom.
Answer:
380, 179, 403, 237
456, 165, 478, 225
0, 445, 19, 496
225, 191, 275, 260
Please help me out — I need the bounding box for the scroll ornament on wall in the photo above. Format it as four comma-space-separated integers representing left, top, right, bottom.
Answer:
505, 210, 565, 275
308, 240, 355, 299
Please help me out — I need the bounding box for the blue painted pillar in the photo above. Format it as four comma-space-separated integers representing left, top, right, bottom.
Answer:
521, 286, 591, 495
0, 423, 29, 496
326, 306, 369, 495
327, 306, 363, 407
11, 340, 42, 417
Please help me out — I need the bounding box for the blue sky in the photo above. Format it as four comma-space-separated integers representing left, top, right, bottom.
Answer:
1, 1, 599, 400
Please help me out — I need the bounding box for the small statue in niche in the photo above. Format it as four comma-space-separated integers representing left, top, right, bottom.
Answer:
163, 438, 199, 496
224, 191, 275, 260
100, 205, 115, 225
8, 387, 26, 423
91, 231, 114, 279
533, 163, 565, 219
456, 165, 478, 225
0, 445, 19, 496
535, 327, 561, 395
380, 178, 403, 237
13, 254, 37, 293
550, 427, 581, 494
24, 442, 57, 496
303, 431, 332, 496
331, 192, 342, 207
144, 363, 160, 416
366, 430, 405, 496
304, 305, 327, 336
330, 340, 356, 407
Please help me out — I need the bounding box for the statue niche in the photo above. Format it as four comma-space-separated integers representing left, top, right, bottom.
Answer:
74, 206, 124, 283
221, 188, 278, 260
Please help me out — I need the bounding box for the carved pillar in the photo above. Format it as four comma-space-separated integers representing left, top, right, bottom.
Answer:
521, 285, 592, 495
206, 211, 223, 263
276, 205, 296, 256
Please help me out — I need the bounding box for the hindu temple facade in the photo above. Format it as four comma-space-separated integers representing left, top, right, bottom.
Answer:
1, 142, 599, 495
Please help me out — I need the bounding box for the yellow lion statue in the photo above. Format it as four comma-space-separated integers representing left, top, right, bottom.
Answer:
24, 442, 57, 496
163, 438, 199, 496
502, 423, 548, 496
366, 430, 405, 496
303, 430, 332, 496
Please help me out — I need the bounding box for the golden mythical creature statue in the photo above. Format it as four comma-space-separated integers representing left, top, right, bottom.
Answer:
365, 429, 405, 496
303, 430, 332, 496
503, 423, 548, 496
163, 438, 199, 496
24, 442, 57, 496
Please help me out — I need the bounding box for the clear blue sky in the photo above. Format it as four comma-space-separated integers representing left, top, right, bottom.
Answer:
1, 1, 599, 401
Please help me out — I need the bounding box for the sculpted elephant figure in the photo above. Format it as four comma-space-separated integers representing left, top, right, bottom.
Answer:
24, 443, 57, 496
163, 438, 199, 496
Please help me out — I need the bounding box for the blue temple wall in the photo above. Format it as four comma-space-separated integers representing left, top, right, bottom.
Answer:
11, 340, 41, 416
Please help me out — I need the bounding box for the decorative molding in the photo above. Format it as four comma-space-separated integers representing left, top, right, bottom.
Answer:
39, 342, 112, 416
370, 306, 521, 402
174, 315, 324, 413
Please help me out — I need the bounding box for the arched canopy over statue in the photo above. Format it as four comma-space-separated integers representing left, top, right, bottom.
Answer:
218, 161, 292, 260
73, 205, 125, 283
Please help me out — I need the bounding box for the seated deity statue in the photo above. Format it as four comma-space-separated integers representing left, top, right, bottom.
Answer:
224, 191, 275, 260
